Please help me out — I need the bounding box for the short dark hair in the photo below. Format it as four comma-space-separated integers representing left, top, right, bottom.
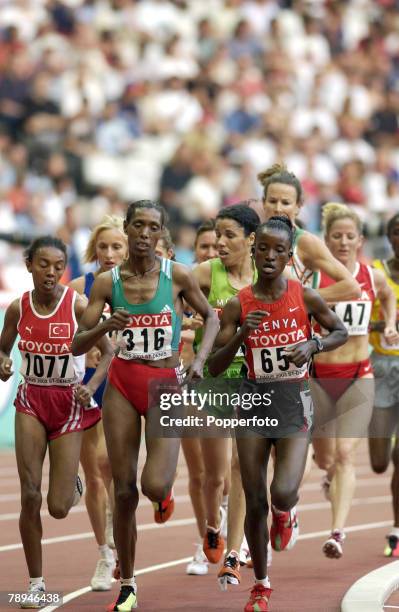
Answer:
255, 215, 295, 248
125, 200, 167, 226
24, 236, 68, 264
216, 203, 260, 236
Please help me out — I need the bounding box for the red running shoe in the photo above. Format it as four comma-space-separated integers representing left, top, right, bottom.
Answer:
153, 489, 175, 524
203, 528, 225, 564
270, 506, 298, 551
244, 585, 272, 612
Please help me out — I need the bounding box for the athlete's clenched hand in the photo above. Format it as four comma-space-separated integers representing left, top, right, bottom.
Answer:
0, 357, 13, 381
282, 341, 315, 368
103, 308, 131, 332
241, 310, 268, 336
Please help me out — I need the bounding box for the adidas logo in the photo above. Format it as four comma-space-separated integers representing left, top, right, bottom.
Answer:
161, 305, 172, 313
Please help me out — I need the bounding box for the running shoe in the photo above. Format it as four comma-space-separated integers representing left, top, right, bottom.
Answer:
72, 475, 84, 507
239, 536, 251, 566
384, 534, 399, 557
270, 506, 298, 551
321, 475, 331, 501
20, 582, 46, 609
106, 505, 115, 549
91, 558, 115, 591
322, 530, 345, 559
220, 504, 228, 540
218, 551, 241, 590
203, 527, 225, 564
244, 584, 272, 612
107, 585, 137, 611
186, 543, 209, 575
153, 488, 174, 524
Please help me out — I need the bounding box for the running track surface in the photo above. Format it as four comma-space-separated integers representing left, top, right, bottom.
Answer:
0, 442, 398, 612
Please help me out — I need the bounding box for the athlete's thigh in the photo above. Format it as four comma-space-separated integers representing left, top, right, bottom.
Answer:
309, 378, 336, 436
15, 412, 47, 488
80, 420, 102, 477
48, 430, 83, 502
200, 437, 230, 479
335, 376, 374, 438
273, 436, 310, 491
236, 436, 271, 492
369, 404, 399, 469
102, 382, 141, 483
143, 420, 181, 485
181, 438, 205, 478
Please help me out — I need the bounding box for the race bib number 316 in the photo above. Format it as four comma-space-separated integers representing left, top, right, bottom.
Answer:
118, 313, 173, 360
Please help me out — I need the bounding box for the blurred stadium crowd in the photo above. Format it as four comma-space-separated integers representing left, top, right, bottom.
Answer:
0, 0, 398, 287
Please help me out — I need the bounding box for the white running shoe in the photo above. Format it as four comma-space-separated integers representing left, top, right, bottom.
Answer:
186, 543, 209, 575
21, 581, 46, 609
322, 530, 345, 559
239, 535, 251, 566
72, 475, 83, 507
219, 505, 228, 540
105, 505, 115, 549
91, 557, 116, 591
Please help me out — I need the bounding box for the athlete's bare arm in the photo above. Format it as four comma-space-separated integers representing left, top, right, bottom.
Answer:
0, 299, 20, 380
173, 263, 219, 377
72, 272, 129, 355
372, 268, 399, 343
282, 289, 347, 368
299, 232, 361, 301
192, 260, 212, 298
73, 294, 113, 403
68, 276, 85, 294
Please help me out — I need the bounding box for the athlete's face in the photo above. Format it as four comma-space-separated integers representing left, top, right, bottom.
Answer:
263, 183, 300, 223
96, 228, 127, 272
195, 230, 217, 263
27, 247, 66, 293
215, 219, 254, 267
124, 208, 163, 257
388, 222, 399, 258
155, 239, 173, 259
254, 228, 292, 279
325, 218, 362, 267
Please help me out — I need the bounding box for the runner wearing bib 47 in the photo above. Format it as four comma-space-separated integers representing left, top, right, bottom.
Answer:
368, 213, 399, 558
310, 204, 398, 561
72, 200, 219, 612
208, 216, 347, 612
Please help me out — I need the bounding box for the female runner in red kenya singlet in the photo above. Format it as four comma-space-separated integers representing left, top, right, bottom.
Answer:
0, 236, 112, 607
208, 216, 347, 612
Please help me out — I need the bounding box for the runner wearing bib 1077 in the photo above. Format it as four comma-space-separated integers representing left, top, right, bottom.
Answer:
208, 216, 347, 612
368, 212, 399, 558
0, 236, 111, 607
310, 204, 398, 560
71, 200, 219, 612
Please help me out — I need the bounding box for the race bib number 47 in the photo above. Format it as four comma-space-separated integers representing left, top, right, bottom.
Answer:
117, 313, 173, 360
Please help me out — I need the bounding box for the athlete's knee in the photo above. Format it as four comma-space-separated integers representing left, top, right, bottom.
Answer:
244, 488, 268, 515
313, 452, 334, 472
270, 482, 298, 512
189, 470, 205, 492
335, 445, 355, 468
48, 500, 70, 519
114, 481, 139, 509
84, 472, 105, 497
21, 484, 42, 513
204, 472, 225, 492
141, 477, 171, 503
